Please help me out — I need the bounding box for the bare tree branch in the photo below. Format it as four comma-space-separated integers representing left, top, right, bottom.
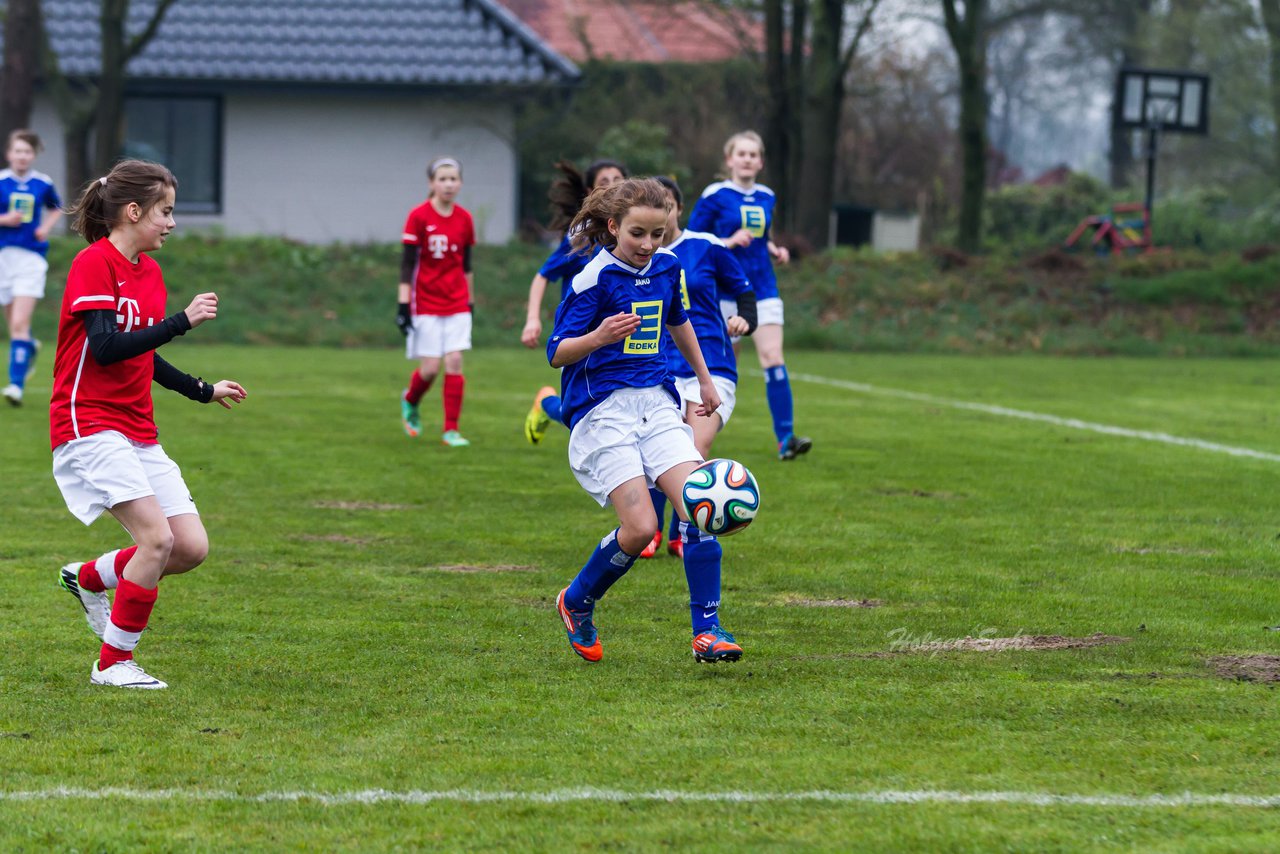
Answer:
126, 0, 180, 61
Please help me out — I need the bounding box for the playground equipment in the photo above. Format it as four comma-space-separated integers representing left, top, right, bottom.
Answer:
1063, 202, 1151, 254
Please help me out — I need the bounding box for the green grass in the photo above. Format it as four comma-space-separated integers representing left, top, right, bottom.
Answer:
3, 347, 1280, 850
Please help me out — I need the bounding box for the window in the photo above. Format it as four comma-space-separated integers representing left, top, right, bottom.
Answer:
123, 96, 222, 213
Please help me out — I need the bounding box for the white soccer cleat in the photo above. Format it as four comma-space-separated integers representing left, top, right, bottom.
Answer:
90, 659, 167, 689
58, 562, 109, 640
2, 383, 22, 406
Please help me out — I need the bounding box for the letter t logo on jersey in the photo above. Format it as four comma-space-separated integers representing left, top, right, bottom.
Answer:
427, 234, 449, 259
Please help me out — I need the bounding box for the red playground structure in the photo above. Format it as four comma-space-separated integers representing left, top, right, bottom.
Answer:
1063, 202, 1153, 254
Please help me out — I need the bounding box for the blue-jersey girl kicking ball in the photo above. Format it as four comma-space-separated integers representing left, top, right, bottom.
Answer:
549, 177, 744, 665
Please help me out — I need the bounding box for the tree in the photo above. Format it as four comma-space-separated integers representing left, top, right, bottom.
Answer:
1261, 0, 1280, 183
0, 0, 43, 142
39, 0, 178, 192
793, 0, 881, 247
941, 0, 987, 253
760, 0, 881, 248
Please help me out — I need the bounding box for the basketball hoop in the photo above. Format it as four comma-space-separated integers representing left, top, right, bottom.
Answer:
1112, 68, 1211, 240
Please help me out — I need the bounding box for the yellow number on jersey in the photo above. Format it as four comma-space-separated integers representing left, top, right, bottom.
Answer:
679, 269, 690, 310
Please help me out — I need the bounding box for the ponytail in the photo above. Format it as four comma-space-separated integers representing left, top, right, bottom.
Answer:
67, 160, 177, 244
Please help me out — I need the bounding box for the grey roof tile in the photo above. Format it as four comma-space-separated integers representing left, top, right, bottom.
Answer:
38, 0, 578, 87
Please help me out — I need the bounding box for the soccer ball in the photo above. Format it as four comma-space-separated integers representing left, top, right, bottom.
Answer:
681, 458, 760, 537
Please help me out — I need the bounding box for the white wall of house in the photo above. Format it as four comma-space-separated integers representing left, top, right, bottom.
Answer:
27, 91, 518, 245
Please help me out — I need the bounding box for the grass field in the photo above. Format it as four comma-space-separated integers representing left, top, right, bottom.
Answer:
3, 345, 1280, 851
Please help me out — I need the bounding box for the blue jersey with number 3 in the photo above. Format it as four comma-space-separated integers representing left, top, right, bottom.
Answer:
548, 246, 688, 429
687, 181, 778, 300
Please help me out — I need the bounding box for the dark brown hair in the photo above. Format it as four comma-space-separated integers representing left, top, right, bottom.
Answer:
6, 129, 42, 153
67, 160, 177, 244
568, 178, 671, 254
547, 159, 628, 232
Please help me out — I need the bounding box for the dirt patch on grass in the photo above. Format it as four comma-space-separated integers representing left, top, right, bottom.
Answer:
786, 597, 883, 608
428, 564, 538, 574
1114, 546, 1217, 556
896, 632, 1129, 654
1208, 655, 1280, 683
296, 534, 381, 545
312, 501, 415, 511
874, 487, 965, 500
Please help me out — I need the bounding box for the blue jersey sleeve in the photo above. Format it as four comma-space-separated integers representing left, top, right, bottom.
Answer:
546, 282, 601, 367
687, 193, 717, 234
45, 183, 62, 210
664, 266, 689, 328
537, 236, 579, 280
710, 242, 752, 298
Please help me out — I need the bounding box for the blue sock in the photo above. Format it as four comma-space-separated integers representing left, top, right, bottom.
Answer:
9, 339, 34, 388
540, 394, 563, 425
764, 364, 794, 444
648, 488, 666, 538
667, 506, 681, 542
564, 528, 638, 610
681, 521, 722, 633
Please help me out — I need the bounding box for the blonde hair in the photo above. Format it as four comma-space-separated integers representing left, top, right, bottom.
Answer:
723, 130, 765, 159
569, 178, 672, 254
67, 160, 177, 244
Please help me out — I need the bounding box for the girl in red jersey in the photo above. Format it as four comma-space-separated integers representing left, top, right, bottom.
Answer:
51, 160, 247, 689
397, 156, 476, 447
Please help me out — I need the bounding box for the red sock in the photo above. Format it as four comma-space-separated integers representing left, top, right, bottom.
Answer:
78, 545, 138, 593
99, 578, 158, 670
443, 373, 464, 432
405, 369, 432, 406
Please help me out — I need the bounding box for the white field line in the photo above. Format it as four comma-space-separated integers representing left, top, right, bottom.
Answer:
786, 371, 1280, 464
0, 787, 1277, 809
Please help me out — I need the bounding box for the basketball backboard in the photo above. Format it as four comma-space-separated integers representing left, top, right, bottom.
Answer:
1113, 68, 1209, 135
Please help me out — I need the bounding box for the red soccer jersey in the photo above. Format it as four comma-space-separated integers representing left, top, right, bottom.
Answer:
50, 238, 168, 449
402, 200, 475, 316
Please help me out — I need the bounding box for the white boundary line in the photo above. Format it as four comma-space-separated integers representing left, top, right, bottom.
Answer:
787, 371, 1280, 463
0, 787, 1278, 809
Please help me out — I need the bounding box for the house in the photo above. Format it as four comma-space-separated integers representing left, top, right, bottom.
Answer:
27, 0, 578, 243
501, 0, 761, 63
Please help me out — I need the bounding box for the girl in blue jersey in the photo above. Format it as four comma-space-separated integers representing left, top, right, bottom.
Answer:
549, 177, 744, 665
0, 130, 62, 406
640, 176, 757, 559
688, 130, 812, 461
522, 159, 627, 443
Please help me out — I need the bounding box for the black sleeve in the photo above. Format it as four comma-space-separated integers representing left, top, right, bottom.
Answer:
400, 244, 418, 283
83, 309, 192, 366
735, 291, 758, 336
462, 245, 473, 274
152, 353, 215, 403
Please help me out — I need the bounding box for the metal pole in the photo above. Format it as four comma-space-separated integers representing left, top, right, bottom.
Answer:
1145, 125, 1158, 240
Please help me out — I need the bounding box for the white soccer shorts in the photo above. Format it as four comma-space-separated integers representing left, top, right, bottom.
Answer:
0, 246, 49, 304
674, 374, 737, 429
52, 430, 198, 525
567, 386, 702, 507
406, 311, 472, 358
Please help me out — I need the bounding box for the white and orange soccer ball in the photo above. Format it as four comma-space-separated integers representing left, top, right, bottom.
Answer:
681, 458, 760, 537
